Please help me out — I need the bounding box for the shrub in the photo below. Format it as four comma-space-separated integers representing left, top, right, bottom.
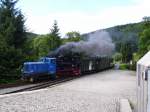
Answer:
119, 63, 130, 70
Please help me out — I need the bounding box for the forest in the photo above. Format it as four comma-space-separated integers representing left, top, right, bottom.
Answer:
0, 0, 150, 83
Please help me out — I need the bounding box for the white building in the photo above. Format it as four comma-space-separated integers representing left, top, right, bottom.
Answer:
137, 51, 150, 112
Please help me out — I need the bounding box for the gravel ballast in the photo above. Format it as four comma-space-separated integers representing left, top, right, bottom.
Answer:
0, 70, 136, 112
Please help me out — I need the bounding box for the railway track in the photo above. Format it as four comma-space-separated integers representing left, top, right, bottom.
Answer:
1, 69, 112, 95
1, 76, 79, 95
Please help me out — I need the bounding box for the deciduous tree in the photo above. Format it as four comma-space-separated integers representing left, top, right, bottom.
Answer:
138, 16, 150, 57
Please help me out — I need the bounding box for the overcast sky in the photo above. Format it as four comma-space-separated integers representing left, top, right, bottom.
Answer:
17, 0, 150, 36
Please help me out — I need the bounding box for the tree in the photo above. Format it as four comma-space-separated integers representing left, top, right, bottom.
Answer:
139, 28, 150, 56
0, 0, 26, 48
49, 20, 61, 50
32, 35, 56, 58
66, 31, 81, 42
31, 21, 62, 59
14, 11, 26, 48
0, 0, 26, 77
143, 16, 150, 28
120, 41, 133, 63
138, 17, 150, 57
113, 52, 122, 62
62, 31, 81, 44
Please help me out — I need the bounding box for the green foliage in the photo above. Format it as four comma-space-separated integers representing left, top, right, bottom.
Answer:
138, 16, 150, 57
0, 0, 26, 79
0, 0, 26, 48
113, 53, 122, 62
24, 21, 62, 60
23, 37, 37, 61
31, 34, 62, 58
26, 32, 38, 38
49, 20, 61, 50
62, 31, 81, 44
30, 31, 81, 59
120, 42, 133, 63
0, 45, 24, 76
143, 16, 150, 28
32, 35, 50, 57
119, 63, 130, 70
66, 31, 81, 41
139, 28, 150, 56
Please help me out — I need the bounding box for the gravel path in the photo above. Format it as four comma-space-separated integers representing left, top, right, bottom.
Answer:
0, 70, 136, 112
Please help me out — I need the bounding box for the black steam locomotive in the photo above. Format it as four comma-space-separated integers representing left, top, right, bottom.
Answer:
51, 53, 113, 77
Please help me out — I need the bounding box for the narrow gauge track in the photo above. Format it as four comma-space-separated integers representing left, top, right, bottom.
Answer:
2, 76, 79, 95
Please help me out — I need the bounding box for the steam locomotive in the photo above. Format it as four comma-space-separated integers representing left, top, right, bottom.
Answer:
22, 53, 113, 82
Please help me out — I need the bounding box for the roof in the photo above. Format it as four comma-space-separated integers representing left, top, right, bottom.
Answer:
137, 51, 150, 67
24, 62, 45, 64
41, 57, 56, 59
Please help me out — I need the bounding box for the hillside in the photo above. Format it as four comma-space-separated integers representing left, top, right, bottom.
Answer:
82, 22, 144, 52
26, 22, 144, 53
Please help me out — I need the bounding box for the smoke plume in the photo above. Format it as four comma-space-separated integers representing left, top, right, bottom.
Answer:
53, 30, 115, 57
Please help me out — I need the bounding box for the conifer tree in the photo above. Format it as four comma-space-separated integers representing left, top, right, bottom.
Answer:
0, 0, 26, 48
49, 20, 61, 50
0, 0, 26, 77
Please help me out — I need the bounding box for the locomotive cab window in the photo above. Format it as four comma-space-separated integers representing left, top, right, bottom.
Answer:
51, 59, 56, 64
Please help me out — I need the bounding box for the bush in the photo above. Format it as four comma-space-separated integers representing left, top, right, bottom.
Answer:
119, 63, 130, 70
0, 46, 24, 79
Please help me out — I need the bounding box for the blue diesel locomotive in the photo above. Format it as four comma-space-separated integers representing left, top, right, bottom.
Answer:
22, 57, 56, 82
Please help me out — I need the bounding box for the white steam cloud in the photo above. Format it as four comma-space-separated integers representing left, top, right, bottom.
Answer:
55, 30, 115, 57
